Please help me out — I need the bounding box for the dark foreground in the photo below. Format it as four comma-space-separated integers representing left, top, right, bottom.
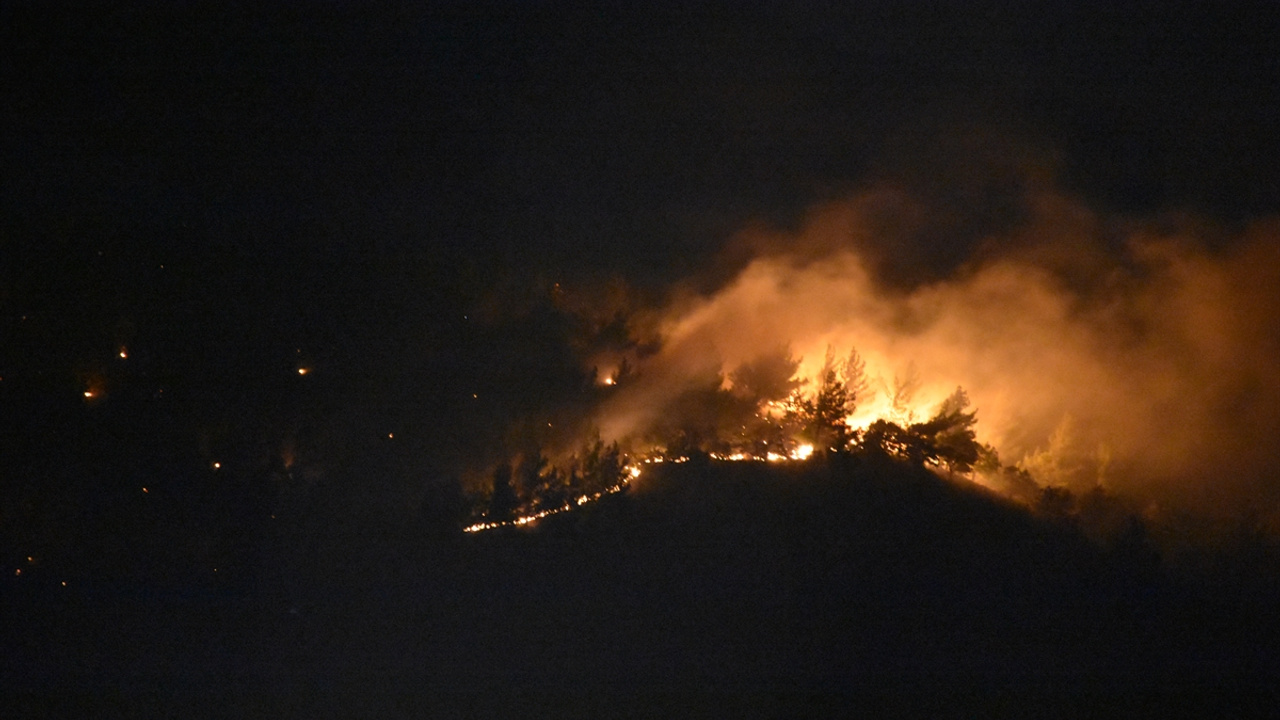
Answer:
5, 458, 1278, 717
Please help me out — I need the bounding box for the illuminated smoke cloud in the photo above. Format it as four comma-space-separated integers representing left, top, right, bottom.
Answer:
596, 176, 1280, 522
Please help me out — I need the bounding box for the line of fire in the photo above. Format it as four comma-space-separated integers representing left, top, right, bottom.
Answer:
463, 345, 1032, 534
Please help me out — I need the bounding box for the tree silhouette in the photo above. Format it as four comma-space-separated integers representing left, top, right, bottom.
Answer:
855, 387, 981, 474
909, 387, 981, 475
838, 345, 871, 406
610, 356, 634, 386
729, 346, 802, 406
728, 347, 802, 456
577, 433, 624, 494
515, 449, 551, 510
859, 419, 929, 464
786, 346, 868, 453
1018, 414, 1109, 491
488, 461, 519, 522
882, 362, 922, 425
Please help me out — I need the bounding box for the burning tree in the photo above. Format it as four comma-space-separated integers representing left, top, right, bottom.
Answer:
910, 387, 982, 475
784, 346, 870, 453
728, 346, 803, 406
882, 362, 922, 425
577, 433, 625, 496
1017, 415, 1111, 492
857, 387, 981, 474
729, 347, 803, 457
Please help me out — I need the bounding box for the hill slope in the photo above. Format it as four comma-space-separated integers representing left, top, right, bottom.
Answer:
8, 456, 1277, 716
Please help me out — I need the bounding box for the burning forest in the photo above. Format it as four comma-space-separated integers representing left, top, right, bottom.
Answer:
8, 4, 1280, 711
463, 180, 1280, 543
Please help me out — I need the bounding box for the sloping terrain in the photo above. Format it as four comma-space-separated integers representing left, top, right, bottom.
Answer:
8, 457, 1277, 716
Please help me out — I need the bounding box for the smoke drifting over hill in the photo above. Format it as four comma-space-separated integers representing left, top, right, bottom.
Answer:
594, 160, 1280, 523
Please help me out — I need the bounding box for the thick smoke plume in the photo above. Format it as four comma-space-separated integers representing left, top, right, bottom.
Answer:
596, 178, 1280, 523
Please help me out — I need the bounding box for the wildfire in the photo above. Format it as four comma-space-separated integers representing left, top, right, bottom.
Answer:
463, 474, 638, 533
709, 443, 814, 463
465, 440, 838, 535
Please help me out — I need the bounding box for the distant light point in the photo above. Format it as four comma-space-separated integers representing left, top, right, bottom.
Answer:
212, 462, 221, 470
297, 367, 309, 375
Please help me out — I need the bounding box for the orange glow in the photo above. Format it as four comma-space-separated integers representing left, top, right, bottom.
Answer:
464, 475, 637, 533
118, 347, 128, 359
297, 367, 309, 375
581, 188, 1280, 519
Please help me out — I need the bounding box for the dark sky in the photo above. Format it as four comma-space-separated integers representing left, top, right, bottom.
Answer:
5, 2, 1279, 283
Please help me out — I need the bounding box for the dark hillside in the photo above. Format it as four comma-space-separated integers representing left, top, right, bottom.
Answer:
7, 457, 1277, 716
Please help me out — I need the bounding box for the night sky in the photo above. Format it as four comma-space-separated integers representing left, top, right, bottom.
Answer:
5, 1, 1280, 712
8, 3, 1279, 270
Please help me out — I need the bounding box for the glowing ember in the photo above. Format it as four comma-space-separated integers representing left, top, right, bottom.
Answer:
465, 438, 866, 536
464, 473, 639, 533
